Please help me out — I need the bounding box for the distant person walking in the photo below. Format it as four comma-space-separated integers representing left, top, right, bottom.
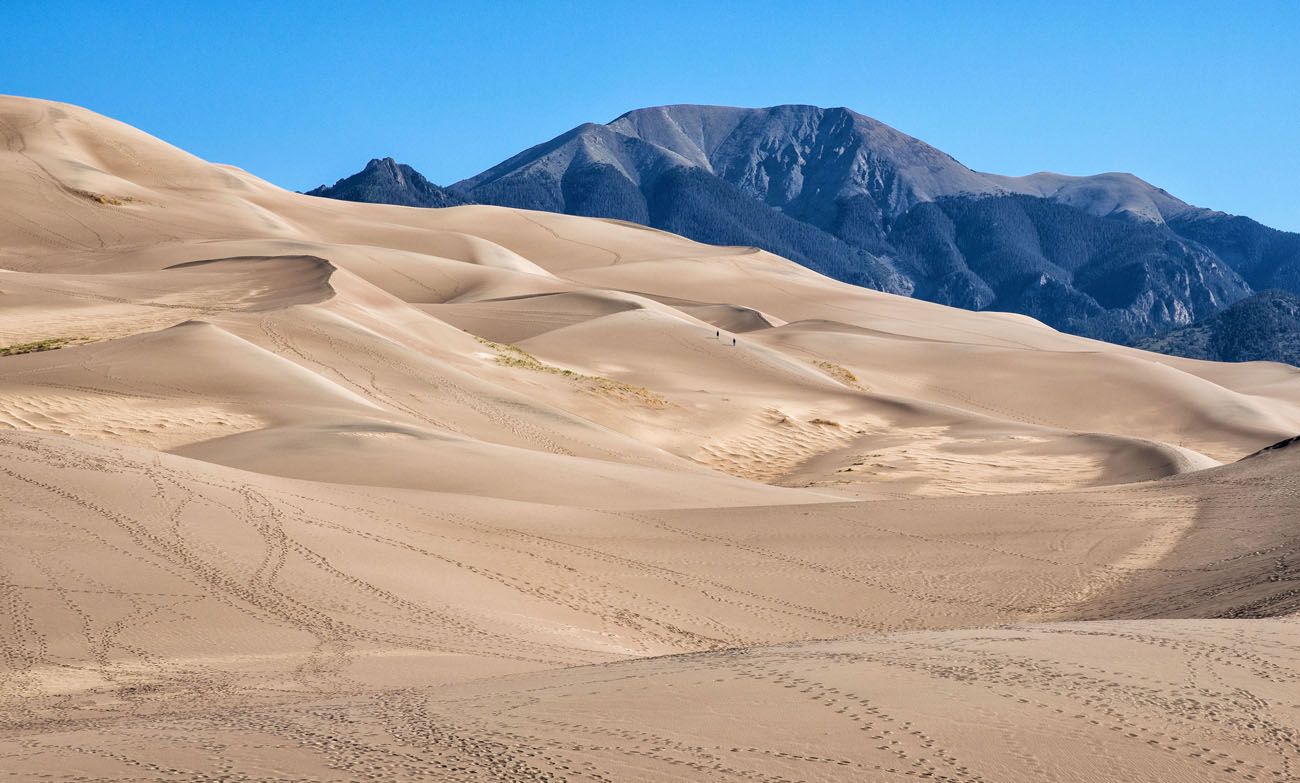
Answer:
732, 337, 736, 346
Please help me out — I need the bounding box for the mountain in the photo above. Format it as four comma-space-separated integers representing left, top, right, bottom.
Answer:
1137, 289, 1300, 366
455, 104, 1192, 227
308, 156, 471, 207
316, 104, 1300, 352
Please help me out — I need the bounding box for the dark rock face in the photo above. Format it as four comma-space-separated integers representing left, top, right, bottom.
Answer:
307, 158, 471, 208
1138, 290, 1300, 367
1167, 212, 1300, 293
644, 167, 908, 293
313, 104, 1300, 361
887, 196, 1251, 342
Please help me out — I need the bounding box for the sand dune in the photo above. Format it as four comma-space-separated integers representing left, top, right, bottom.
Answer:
3, 95, 1300, 781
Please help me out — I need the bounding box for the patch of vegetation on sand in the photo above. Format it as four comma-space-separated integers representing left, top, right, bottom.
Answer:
0, 337, 79, 357
474, 335, 668, 407
812, 359, 864, 390
68, 188, 135, 206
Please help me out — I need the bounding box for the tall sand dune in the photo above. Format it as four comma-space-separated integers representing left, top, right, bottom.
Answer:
3, 95, 1300, 781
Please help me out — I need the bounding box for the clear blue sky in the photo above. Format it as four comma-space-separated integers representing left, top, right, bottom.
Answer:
6, 1, 1298, 229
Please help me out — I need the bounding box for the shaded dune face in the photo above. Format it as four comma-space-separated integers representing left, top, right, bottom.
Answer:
3, 95, 1300, 782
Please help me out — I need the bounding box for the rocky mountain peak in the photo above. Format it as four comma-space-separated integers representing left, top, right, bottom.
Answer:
307, 157, 470, 209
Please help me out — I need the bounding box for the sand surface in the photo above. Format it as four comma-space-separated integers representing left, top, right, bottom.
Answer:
3, 95, 1300, 781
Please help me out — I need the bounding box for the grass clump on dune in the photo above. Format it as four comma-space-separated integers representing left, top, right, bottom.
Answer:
473, 335, 667, 407
812, 360, 864, 390
585, 376, 670, 407
69, 188, 133, 206
0, 337, 77, 357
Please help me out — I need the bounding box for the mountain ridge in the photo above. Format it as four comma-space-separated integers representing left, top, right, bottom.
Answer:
309, 103, 1300, 356
454, 104, 1194, 225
